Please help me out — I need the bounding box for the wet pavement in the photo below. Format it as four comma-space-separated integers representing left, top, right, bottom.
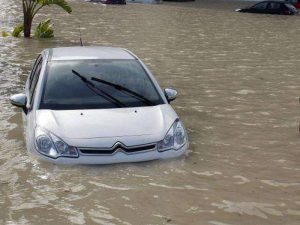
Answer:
0, 0, 300, 224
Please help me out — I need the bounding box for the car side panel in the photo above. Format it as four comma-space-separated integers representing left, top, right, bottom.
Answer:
25, 50, 49, 156
247, 1, 270, 14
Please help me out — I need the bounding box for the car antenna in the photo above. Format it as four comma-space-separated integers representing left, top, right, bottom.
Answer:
79, 24, 83, 46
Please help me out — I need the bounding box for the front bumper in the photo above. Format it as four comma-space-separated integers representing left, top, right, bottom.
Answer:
31, 142, 188, 165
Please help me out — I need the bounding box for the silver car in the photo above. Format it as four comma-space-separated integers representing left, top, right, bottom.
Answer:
10, 47, 188, 164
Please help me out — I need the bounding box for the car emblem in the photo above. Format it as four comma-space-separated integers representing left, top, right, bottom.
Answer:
112, 142, 126, 152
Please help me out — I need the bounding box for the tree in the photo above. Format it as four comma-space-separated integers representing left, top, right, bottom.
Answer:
22, 0, 72, 38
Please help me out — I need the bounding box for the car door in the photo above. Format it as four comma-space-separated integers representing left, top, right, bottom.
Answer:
25, 55, 43, 147
249, 1, 269, 13
267, 2, 281, 14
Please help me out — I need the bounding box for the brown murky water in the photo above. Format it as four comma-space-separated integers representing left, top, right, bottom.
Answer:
1, 0, 300, 224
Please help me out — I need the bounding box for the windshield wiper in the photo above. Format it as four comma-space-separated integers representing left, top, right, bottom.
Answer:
72, 70, 126, 108
91, 77, 155, 106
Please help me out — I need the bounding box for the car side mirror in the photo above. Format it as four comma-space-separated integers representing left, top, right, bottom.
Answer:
10, 93, 27, 109
164, 88, 177, 103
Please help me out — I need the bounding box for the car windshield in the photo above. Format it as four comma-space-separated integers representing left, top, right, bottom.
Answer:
39, 59, 164, 110
285, 3, 296, 10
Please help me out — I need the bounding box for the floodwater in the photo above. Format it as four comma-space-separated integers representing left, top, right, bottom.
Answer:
0, 0, 300, 224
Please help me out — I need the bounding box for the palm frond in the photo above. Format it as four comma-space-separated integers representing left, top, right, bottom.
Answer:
45, 0, 71, 13
37, 0, 72, 14
12, 24, 24, 37
35, 18, 54, 38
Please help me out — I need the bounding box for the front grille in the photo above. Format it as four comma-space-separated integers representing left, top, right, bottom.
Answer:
78, 143, 156, 155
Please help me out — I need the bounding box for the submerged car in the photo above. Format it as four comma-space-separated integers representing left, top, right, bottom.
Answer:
89, 0, 126, 4
10, 47, 188, 164
236, 1, 298, 15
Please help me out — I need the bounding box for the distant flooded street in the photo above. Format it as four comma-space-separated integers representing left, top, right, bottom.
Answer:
1, 0, 300, 224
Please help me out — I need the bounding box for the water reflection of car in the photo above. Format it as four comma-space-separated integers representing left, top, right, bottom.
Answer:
10, 47, 188, 164
236, 1, 298, 15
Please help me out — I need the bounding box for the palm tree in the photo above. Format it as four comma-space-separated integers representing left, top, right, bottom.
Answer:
22, 0, 72, 38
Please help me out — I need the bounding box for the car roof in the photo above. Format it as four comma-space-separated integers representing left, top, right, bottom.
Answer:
255, 0, 283, 3
253, 1, 294, 6
261, 0, 289, 3
47, 46, 136, 61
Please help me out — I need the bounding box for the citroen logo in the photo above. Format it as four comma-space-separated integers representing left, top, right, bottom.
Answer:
112, 142, 126, 152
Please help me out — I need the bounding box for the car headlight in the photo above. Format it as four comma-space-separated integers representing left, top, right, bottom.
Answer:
35, 127, 78, 159
157, 120, 187, 152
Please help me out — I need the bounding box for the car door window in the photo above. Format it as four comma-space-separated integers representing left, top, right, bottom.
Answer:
29, 57, 43, 105
28, 55, 42, 89
269, 2, 281, 10
253, 2, 268, 10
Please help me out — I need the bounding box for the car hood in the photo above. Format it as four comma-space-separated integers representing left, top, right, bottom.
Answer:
35, 104, 178, 146
235, 7, 249, 12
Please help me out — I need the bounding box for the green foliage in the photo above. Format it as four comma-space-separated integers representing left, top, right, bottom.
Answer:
12, 24, 24, 37
1, 31, 9, 37
38, 0, 72, 14
35, 19, 54, 38
22, 0, 72, 37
